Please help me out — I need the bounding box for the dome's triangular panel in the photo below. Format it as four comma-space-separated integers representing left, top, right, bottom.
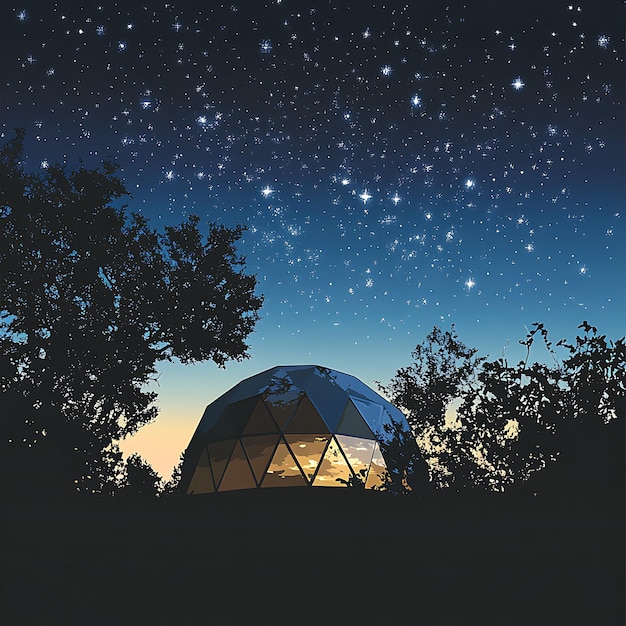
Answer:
208, 395, 258, 441
284, 365, 317, 391
264, 396, 299, 429
262, 440, 308, 487
304, 370, 350, 431
242, 397, 279, 435
365, 442, 388, 489
352, 398, 385, 436
207, 438, 237, 488
263, 371, 301, 428
335, 435, 376, 483
284, 394, 330, 433
336, 399, 375, 438
241, 434, 280, 483
312, 436, 353, 487
218, 440, 257, 491
195, 369, 273, 433
187, 447, 215, 494
284, 434, 330, 482
226, 368, 280, 404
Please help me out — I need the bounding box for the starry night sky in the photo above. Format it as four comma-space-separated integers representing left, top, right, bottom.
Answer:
3, 0, 624, 477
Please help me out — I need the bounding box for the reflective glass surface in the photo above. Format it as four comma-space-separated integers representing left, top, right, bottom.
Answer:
207, 438, 237, 488
242, 397, 278, 435
284, 435, 330, 482
208, 395, 258, 440
263, 440, 308, 487
284, 394, 330, 434
241, 435, 280, 484
336, 400, 375, 438
218, 440, 257, 491
335, 435, 376, 483
352, 398, 384, 436
312, 437, 353, 487
365, 442, 388, 489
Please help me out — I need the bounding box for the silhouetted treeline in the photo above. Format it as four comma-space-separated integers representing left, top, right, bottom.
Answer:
381, 322, 625, 496
1, 130, 263, 495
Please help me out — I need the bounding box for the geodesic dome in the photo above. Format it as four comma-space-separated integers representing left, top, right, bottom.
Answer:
180, 365, 416, 494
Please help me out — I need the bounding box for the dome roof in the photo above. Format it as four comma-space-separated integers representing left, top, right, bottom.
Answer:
180, 365, 416, 493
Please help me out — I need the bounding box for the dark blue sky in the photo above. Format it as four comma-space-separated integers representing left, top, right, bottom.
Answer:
3, 0, 624, 475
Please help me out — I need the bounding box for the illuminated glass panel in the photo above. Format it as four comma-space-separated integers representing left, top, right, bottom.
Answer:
284, 394, 330, 434
262, 440, 308, 487
208, 395, 258, 440
241, 435, 280, 484
284, 435, 329, 482
336, 400, 375, 438
187, 447, 215, 494
365, 442, 388, 489
207, 438, 237, 488
312, 437, 353, 487
242, 397, 278, 435
218, 440, 256, 491
335, 435, 375, 485
187, 467, 214, 494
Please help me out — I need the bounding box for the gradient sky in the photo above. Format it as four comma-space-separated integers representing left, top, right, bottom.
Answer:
3, 0, 624, 478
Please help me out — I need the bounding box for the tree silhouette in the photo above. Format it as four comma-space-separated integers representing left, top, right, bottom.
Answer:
384, 322, 625, 495
378, 325, 485, 488
160, 452, 185, 496
526, 322, 625, 494
120, 453, 162, 497
1, 130, 263, 494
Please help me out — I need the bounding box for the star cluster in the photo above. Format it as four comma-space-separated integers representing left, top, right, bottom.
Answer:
3, 0, 624, 360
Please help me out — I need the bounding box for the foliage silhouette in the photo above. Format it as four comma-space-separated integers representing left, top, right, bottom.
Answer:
378, 325, 486, 489
160, 451, 185, 496
377, 417, 430, 494
1, 130, 263, 495
119, 453, 163, 497
383, 322, 625, 495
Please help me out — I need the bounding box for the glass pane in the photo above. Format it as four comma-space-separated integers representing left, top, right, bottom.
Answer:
208, 395, 258, 440
352, 398, 384, 437
197, 445, 210, 467
304, 371, 349, 431
262, 372, 301, 430
263, 396, 299, 430
241, 435, 280, 483
336, 400, 375, 438
335, 435, 375, 486
242, 398, 279, 435
218, 440, 257, 491
207, 438, 237, 488
284, 394, 330, 434
284, 435, 330, 482
312, 437, 353, 487
187, 465, 215, 494
365, 442, 388, 490
262, 440, 308, 487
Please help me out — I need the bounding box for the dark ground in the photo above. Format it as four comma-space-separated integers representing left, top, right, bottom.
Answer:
3, 486, 623, 626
